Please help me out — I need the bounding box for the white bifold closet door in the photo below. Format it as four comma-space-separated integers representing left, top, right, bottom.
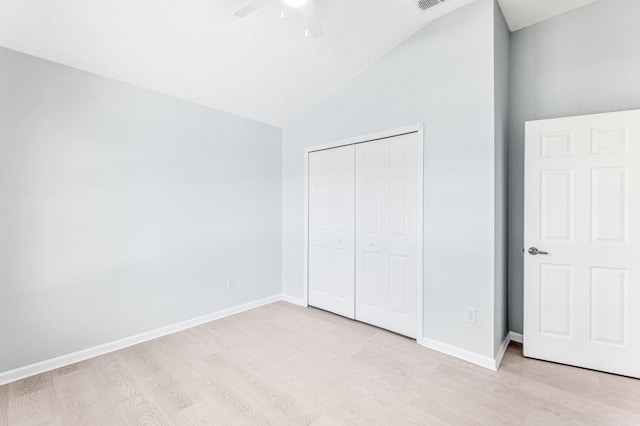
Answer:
355, 134, 421, 338
308, 145, 356, 319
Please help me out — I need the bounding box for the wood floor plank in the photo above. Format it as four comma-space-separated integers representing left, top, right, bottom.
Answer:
51, 360, 92, 379
119, 347, 201, 417
91, 353, 173, 425
109, 396, 171, 426
596, 372, 640, 414
195, 380, 280, 425
200, 341, 368, 424
148, 342, 223, 392
1, 302, 639, 425
0, 382, 8, 426
53, 365, 116, 426
8, 373, 63, 426
201, 352, 319, 425
8, 373, 54, 400
516, 374, 640, 425
172, 399, 243, 425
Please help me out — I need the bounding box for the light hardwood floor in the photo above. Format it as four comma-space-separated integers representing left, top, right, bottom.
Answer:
1, 301, 639, 425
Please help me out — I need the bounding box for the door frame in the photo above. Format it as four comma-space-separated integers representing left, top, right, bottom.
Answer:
303, 123, 425, 341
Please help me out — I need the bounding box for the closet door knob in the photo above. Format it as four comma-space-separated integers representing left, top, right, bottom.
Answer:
369, 242, 374, 247
338, 240, 343, 245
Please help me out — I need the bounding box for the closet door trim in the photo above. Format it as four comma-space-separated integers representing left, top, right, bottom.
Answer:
303, 123, 424, 342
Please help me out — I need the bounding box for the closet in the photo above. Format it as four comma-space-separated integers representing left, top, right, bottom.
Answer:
307, 129, 422, 338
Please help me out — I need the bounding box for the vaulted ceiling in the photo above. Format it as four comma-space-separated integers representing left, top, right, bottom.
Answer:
496, 0, 597, 31
0, 0, 598, 126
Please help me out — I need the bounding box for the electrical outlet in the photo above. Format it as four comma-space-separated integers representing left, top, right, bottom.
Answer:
226, 276, 235, 289
465, 307, 477, 324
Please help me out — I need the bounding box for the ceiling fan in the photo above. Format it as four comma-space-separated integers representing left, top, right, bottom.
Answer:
233, 0, 324, 38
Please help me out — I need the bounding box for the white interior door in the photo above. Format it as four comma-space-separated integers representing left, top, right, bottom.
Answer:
355, 133, 421, 338
524, 109, 640, 378
308, 145, 355, 319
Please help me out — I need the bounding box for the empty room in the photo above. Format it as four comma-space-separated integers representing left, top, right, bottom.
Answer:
1, 0, 639, 424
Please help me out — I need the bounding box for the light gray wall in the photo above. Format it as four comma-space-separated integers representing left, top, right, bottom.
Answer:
0, 47, 282, 373
493, 1, 510, 353
282, 0, 500, 358
507, 0, 640, 334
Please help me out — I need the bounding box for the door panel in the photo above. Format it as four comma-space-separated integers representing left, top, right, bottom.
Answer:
539, 264, 572, 337
524, 109, 640, 379
590, 267, 626, 346
540, 170, 573, 241
591, 167, 627, 243
355, 133, 421, 338
388, 178, 408, 235
334, 247, 352, 299
308, 145, 355, 319
362, 251, 381, 307
388, 254, 408, 314
362, 180, 382, 233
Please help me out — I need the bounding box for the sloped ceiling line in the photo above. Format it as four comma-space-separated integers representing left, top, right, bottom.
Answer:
0, 0, 598, 126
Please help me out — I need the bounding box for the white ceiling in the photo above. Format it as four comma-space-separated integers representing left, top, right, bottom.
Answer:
497, 0, 598, 31
0, 0, 598, 127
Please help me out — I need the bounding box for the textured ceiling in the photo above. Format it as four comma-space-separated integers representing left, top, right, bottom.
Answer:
497, 0, 598, 31
0, 0, 475, 127
0, 0, 599, 126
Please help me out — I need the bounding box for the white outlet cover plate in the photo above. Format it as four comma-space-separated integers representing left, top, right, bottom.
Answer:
465, 307, 477, 324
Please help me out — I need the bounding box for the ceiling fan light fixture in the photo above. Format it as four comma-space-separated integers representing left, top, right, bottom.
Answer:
282, 0, 309, 7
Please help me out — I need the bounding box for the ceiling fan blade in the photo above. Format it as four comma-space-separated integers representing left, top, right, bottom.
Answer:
302, 0, 324, 38
233, 0, 272, 17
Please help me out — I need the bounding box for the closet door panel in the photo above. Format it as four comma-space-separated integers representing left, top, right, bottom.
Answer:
357, 141, 386, 315
308, 145, 355, 318
362, 250, 383, 308
356, 133, 420, 338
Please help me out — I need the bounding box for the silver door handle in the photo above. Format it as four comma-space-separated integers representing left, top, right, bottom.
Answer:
369, 242, 374, 247
528, 247, 549, 256
338, 240, 342, 244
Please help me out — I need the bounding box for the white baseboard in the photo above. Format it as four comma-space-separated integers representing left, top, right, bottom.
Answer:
509, 331, 523, 344
419, 337, 499, 371
0, 293, 523, 386
420, 331, 521, 372
280, 294, 307, 307
0, 294, 282, 386
494, 333, 511, 370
